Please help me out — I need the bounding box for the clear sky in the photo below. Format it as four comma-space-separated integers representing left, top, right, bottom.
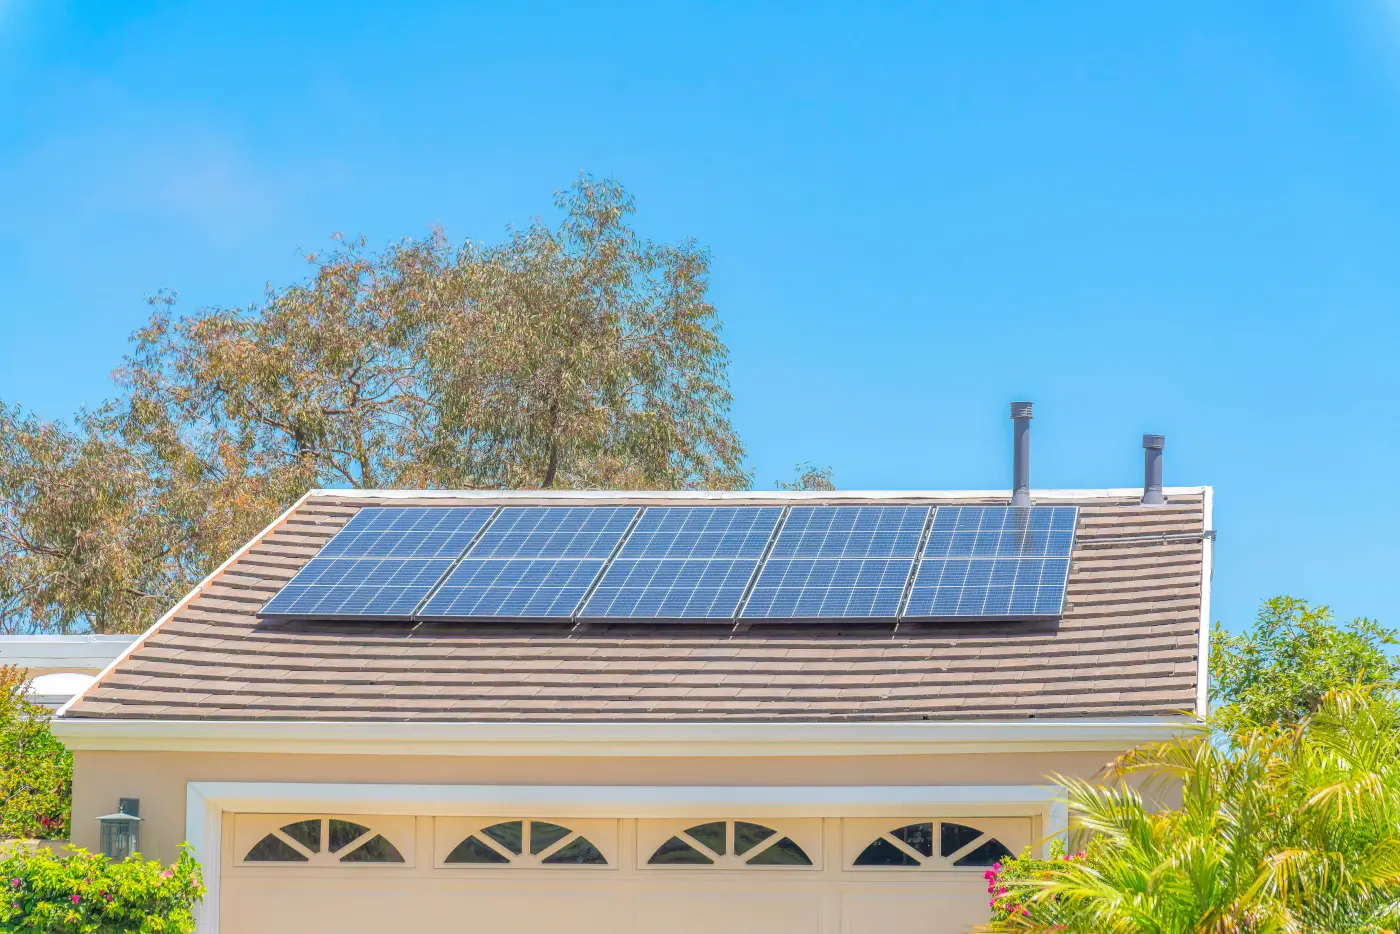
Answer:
2, 1, 1399, 634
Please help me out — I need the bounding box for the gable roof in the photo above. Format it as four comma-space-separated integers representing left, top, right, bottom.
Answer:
59, 488, 1211, 723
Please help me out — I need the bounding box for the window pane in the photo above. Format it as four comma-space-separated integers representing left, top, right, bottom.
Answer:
329, 819, 371, 853
892, 822, 934, 857
445, 835, 510, 864
853, 837, 919, 867
530, 821, 571, 855
649, 836, 713, 865
482, 821, 524, 855
733, 822, 776, 856
940, 822, 984, 858
340, 834, 405, 863
684, 821, 727, 856
746, 837, 811, 866
541, 836, 607, 865
279, 819, 322, 853
953, 839, 1014, 867
245, 834, 308, 862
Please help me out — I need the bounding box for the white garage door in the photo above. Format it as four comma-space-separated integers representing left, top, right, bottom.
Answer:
222, 813, 1031, 934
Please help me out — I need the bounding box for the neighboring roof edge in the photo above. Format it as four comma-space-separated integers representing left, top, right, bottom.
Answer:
54, 489, 318, 720
306, 485, 1211, 502
50, 716, 1198, 758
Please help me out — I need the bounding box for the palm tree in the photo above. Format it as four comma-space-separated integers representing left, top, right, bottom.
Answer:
981, 688, 1400, 933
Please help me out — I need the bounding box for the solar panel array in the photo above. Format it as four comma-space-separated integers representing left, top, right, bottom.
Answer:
261, 503, 1078, 622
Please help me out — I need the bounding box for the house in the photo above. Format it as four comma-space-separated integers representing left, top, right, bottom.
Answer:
0, 635, 136, 707
51, 409, 1212, 934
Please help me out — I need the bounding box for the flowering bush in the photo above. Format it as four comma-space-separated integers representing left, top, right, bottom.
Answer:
0, 844, 203, 932
984, 839, 1088, 926
1, 665, 72, 839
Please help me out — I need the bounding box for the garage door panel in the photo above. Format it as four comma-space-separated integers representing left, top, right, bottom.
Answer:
841, 891, 991, 934
634, 891, 825, 934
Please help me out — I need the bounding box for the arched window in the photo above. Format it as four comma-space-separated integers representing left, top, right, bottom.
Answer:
443, 819, 608, 866
647, 820, 812, 867
852, 821, 1013, 869
243, 818, 405, 865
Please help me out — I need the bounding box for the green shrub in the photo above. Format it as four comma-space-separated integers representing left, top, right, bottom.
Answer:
0, 844, 204, 933
1, 665, 72, 839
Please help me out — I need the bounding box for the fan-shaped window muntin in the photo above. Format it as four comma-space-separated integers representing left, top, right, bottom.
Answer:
443, 819, 608, 867
647, 820, 813, 868
242, 817, 405, 866
852, 820, 1013, 870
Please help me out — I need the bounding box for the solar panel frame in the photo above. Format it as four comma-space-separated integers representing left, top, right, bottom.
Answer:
259, 557, 457, 619
578, 506, 784, 620
416, 505, 642, 620
738, 506, 930, 621
315, 506, 498, 559
902, 506, 1078, 620
741, 557, 916, 620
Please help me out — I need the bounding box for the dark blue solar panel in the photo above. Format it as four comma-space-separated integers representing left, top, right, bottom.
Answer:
617, 506, 782, 559
466, 506, 638, 559
260, 557, 455, 618
769, 506, 929, 558
903, 557, 1070, 618
415, 506, 640, 619
317, 506, 497, 559
577, 507, 780, 619
922, 506, 1076, 559
903, 506, 1078, 619
418, 559, 605, 619
741, 558, 914, 619
580, 558, 759, 619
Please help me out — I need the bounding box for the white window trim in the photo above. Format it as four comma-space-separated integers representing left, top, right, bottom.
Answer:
187, 781, 1067, 934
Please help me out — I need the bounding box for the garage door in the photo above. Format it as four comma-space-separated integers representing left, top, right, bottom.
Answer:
222, 813, 1031, 933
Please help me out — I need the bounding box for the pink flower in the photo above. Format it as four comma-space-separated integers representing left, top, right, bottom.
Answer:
71, 894, 80, 904
161, 870, 172, 878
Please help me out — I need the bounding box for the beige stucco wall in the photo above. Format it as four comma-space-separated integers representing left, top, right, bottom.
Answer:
72, 748, 1119, 862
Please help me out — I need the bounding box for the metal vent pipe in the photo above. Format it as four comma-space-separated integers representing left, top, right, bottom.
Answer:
1010, 402, 1032, 507
1141, 434, 1165, 505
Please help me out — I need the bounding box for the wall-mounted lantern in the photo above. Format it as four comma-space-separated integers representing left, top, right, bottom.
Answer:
97, 798, 141, 860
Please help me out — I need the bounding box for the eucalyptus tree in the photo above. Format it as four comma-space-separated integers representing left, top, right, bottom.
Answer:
1, 177, 750, 633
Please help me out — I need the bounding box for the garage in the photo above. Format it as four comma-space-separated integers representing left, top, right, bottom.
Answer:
220, 813, 1030, 934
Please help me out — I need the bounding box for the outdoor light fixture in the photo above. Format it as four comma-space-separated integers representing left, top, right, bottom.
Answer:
97, 798, 141, 860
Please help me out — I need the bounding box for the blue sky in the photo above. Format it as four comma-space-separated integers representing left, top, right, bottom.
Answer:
2, 1, 1399, 633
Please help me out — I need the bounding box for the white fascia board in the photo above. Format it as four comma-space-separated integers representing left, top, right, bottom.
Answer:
314, 486, 1210, 503
1197, 485, 1215, 717
53, 717, 1192, 757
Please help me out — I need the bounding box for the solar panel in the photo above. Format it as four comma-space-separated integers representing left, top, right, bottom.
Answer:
579, 507, 782, 619
903, 506, 1078, 619
317, 506, 497, 559
418, 506, 638, 619
260, 557, 456, 618
769, 505, 929, 559
740, 506, 929, 620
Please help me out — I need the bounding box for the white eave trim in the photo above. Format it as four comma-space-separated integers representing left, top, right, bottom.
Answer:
52, 716, 1193, 757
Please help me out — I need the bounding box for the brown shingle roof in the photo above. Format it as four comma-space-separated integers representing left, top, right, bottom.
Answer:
63, 490, 1209, 722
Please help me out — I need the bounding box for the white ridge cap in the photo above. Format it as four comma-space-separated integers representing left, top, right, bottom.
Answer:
309, 486, 1209, 502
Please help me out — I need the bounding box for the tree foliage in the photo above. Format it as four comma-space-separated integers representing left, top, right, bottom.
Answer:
1211, 595, 1399, 734
0, 666, 72, 840
0, 844, 203, 932
0, 176, 751, 633
983, 686, 1400, 933
776, 462, 835, 491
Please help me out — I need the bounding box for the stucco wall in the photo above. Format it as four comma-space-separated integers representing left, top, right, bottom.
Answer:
72, 748, 1119, 862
